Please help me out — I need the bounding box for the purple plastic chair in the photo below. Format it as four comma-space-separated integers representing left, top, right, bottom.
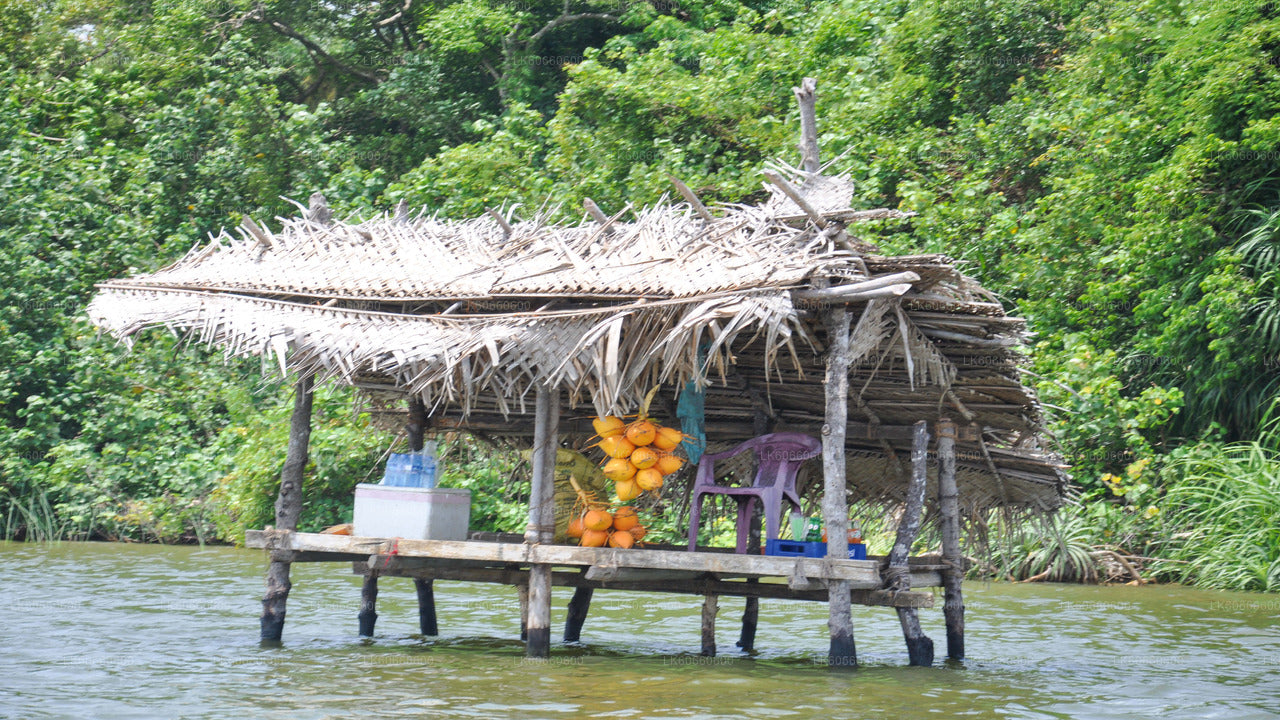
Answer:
686, 432, 823, 553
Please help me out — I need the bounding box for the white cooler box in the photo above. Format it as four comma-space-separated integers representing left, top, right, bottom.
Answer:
352, 484, 471, 540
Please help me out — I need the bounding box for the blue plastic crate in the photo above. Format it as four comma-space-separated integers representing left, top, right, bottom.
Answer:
764, 538, 827, 557
765, 538, 868, 559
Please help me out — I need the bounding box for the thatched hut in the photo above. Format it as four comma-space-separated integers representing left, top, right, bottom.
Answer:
87, 85, 1064, 666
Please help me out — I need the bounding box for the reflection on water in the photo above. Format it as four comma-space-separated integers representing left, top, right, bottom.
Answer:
1, 542, 1278, 719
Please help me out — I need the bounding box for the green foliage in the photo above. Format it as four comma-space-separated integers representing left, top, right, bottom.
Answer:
211, 383, 390, 542
435, 436, 528, 534
1151, 434, 1280, 592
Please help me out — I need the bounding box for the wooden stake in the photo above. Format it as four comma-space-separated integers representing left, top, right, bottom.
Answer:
762, 171, 827, 229
260, 373, 313, 642
525, 385, 559, 657
701, 594, 719, 657
518, 583, 529, 642
668, 174, 715, 223
415, 578, 438, 636
937, 418, 965, 660
564, 587, 593, 643
486, 208, 514, 239
793, 77, 820, 173
888, 421, 935, 666
823, 306, 857, 668
358, 572, 379, 637
583, 198, 615, 235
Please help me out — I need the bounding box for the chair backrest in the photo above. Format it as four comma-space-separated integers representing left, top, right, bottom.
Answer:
747, 432, 822, 490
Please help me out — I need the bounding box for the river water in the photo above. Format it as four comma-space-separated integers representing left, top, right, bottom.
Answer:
1, 541, 1277, 719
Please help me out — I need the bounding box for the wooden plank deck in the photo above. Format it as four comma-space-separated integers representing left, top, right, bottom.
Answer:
246, 530, 938, 609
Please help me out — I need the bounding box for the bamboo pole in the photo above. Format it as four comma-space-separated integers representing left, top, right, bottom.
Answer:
701, 594, 719, 657
937, 418, 965, 660
823, 306, 857, 667
888, 421, 935, 666
525, 385, 559, 657
358, 571, 379, 637
406, 397, 439, 636
260, 373, 314, 642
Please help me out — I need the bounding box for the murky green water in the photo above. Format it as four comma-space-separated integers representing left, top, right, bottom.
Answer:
1, 541, 1278, 719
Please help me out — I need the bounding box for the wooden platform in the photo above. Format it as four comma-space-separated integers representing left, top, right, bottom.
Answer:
246, 530, 937, 609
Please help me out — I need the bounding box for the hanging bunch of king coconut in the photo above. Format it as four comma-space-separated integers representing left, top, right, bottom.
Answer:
591, 388, 689, 503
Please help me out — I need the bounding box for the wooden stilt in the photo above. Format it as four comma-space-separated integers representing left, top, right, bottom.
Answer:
738, 407, 768, 652
793, 77, 821, 173
407, 398, 440, 637
563, 587, 593, 643
525, 385, 559, 658
701, 594, 718, 657
823, 306, 857, 667
414, 578, 438, 636
936, 419, 965, 660
888, 421, 935, 666
518, 583, 529, 642
260, 374, 313, 642
358, 572, 379, 637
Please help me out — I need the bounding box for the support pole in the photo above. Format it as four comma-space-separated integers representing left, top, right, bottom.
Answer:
737, 407, 770, 652
414, 578, 438, 636
518, 584, 529, 642
563, 587, 593, 643
260, 373, 313, 642
406, 397, 439, 637
822, 306, 857, 668
701, 594, 718, 657
888, 421, 935, 666
525, 385, 559, 658
937, 419, 965, 660
793, 77, 821, 173
358, 572, 379, 637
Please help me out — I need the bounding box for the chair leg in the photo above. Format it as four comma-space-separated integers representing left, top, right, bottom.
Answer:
688, 491, 704, 551
763, 490, 785, 545
735, 497, 757, 554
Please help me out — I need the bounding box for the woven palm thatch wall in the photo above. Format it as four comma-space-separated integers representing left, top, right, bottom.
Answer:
88, 174, 1067, 515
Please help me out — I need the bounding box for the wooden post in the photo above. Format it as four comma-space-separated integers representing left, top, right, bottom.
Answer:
793, 77, 820, 173
737, 407, 770, 652
358, 571, 379, 637
888, 421, 935, 666
701, 594, 718, 657
563, 587, 593, 643
414, 578, 438, 636
822, 306, 857, 667
518, 583, 529, 641
406, 397, 439, 636
261, 373, 313, 642
937, 418, 965, 660
525, 385, 559, 657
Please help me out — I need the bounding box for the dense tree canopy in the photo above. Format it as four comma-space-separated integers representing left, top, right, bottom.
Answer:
4, 0, 1280, 588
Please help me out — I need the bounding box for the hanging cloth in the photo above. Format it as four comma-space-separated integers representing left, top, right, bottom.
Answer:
677, 341, 709, 463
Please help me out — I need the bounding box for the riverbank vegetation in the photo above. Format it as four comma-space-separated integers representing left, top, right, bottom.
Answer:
3, 0, 1280, 591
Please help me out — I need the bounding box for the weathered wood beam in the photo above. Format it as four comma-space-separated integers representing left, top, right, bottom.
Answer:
889, 421, 935, 667
823, 306, 857, 668
260, 373, 313, 642
792, 272, 920, 304
249, 530, 894, 586
358, 572, 378, 637
355, 562, 936, 607
525, 385, 560, 657
937, 418, 965, 660
793, 77, 820, 173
